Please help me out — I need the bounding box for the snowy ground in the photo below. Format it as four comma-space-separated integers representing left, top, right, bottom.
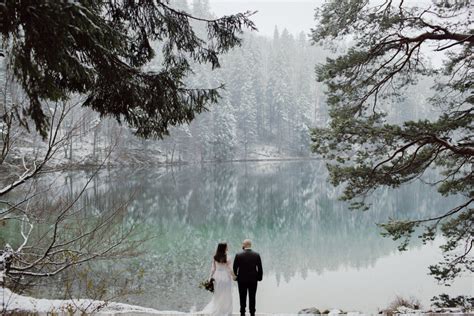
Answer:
19, 141, 316, 169
1, 288, 471, 316
0, 288, 183, 315
1, 287, 306, 315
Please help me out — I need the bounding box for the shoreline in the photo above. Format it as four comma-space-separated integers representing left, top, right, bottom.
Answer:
0, 156, 322, 182
1, 288, 472, 316
33, 156, 322, 173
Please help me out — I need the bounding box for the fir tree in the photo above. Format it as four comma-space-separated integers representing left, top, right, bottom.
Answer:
237, 78, 258, 159
311, 0, 473, 285
0, 1, 256, 138
211, 91, 236, 161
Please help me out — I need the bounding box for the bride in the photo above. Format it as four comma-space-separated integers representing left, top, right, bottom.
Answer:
201, 242, 234, 315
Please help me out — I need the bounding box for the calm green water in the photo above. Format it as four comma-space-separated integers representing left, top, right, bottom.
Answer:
6, 161, 472, 312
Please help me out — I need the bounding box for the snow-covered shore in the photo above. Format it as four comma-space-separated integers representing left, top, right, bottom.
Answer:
0, 288, 184, 315
2, 288, 472, 316
0, 288, 358, 315
0, 288, 288, 315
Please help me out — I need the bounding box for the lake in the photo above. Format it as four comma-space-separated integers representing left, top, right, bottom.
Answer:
8, 160, 473, 313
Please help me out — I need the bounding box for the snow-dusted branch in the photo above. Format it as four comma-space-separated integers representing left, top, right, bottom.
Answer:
1, 133, 141, 288
17, 213, 33, 253
0, 101, 79, 197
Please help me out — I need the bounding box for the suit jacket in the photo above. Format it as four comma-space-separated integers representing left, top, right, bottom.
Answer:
233, 249, 263, 283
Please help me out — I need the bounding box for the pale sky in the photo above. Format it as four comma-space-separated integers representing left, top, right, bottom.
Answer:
209, 0, 324, 37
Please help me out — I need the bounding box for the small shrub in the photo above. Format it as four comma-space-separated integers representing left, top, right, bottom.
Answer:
387, 296, 422, 310
431, 294, 473, 309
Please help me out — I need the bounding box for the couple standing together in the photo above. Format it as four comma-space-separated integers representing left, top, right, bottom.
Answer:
202, 239, 263, 316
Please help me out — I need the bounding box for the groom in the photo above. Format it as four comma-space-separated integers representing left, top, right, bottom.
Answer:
233, 239, 263, 316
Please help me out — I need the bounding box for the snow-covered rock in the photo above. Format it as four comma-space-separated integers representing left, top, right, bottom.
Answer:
431, 307, 465, 314
299, 307, 321, 314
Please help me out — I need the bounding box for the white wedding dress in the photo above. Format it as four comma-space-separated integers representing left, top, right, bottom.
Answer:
201, 255, 233, 315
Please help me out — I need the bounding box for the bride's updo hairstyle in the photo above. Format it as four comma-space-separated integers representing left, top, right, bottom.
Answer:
214, 242, 228, 263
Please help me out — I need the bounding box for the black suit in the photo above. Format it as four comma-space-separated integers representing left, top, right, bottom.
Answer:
233, 249, 263, 316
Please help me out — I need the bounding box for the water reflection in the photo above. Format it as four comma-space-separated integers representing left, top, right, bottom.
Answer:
17, 161, 468, 312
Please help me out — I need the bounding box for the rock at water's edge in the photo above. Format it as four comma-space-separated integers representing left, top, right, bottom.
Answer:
299, 307, 321, 314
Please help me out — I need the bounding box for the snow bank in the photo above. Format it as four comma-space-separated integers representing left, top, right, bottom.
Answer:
0, 288, 301, 315
2, 288, 471, 316
0, 288, 184, 315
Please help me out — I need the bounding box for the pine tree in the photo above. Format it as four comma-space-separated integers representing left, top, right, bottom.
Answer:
311, 0, 473, 285
237, 78, 258, 159
189, 73, 214, 161
211, 91, 236, 161
266, 28, 293, 152
0, 1, 256, 138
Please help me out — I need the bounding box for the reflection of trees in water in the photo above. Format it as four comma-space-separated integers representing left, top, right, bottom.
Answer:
28, 161, 462, 311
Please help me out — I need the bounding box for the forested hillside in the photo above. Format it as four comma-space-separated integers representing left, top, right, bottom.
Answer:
0, 0, 435, 166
